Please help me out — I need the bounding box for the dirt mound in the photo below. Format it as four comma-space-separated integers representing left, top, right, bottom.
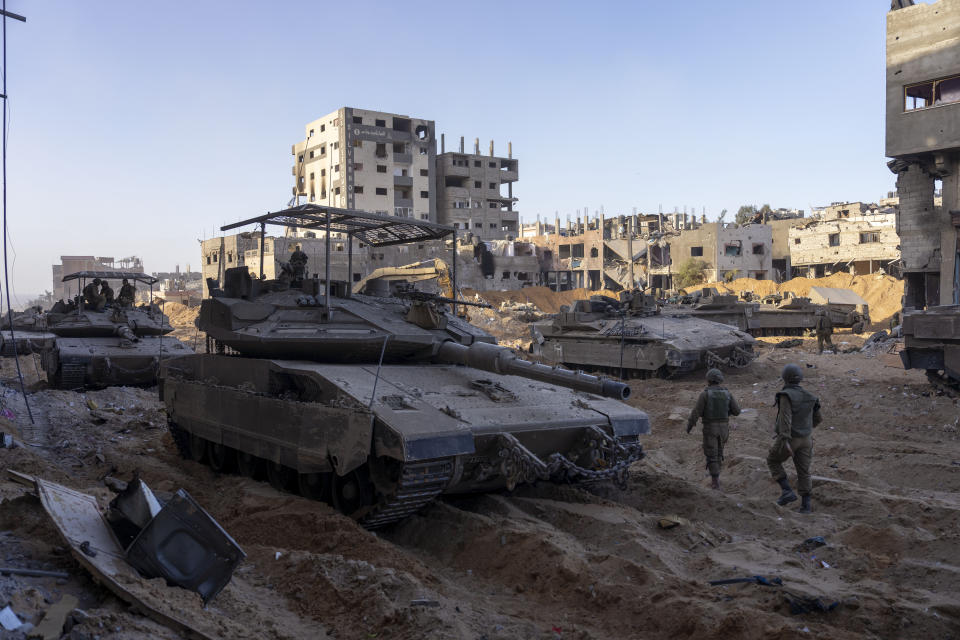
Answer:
161, 301, 200, 327
707, 273, 904, 327
463, 286, 621, 314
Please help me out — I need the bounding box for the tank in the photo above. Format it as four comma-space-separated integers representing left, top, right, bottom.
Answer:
0, 307, 57, 355
670, 288, 867, 336
41, 271, 194, 388
899, 305, 960, 393
529, 291, 756, 377
160, 206, 649, 528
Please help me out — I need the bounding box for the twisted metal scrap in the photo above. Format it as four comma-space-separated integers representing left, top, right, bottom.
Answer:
496, 428, 644, 491
705, 346, 755, 370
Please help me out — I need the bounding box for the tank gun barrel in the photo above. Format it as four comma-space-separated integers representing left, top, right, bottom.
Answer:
436, 341, 629, 400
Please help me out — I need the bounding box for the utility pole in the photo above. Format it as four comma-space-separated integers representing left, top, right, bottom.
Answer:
0, 3, 32, 424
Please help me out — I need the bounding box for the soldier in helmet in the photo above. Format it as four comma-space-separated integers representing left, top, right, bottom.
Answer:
767, 363, 822, 513
288, 246, 308, 282
814, 308, 833, 354
117, 278, 136, 307
687, 368, 741, 490
82, 278, 106, 312
100, 279, 115, 306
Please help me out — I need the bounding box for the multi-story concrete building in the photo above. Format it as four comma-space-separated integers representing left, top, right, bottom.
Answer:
291, 108, 436, 221
435, 136, 518, 239
789, 202, 899, 277
647, 223, 773, 289
886, 0, 960, 307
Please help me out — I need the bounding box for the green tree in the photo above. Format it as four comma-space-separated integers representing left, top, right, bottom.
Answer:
675, 258, 708, 289
735, 205, 757, 226
724, 269, 741, 283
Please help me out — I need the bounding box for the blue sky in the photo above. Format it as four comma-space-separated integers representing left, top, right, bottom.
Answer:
5, 0, 896, 296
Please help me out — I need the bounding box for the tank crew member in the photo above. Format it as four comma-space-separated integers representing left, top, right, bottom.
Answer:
118, 278, 136, 306
814, 309, 833, 354
82, 278, 106, 311
767, 363, 821, 513
686, 368, 741, 490
289, 246, 308, 281
100, 280, 115, 305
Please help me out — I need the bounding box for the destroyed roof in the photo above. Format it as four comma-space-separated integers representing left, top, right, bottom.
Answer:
62, 271, 158, 285
221, 204, 454, 247
808, 287, 868, 306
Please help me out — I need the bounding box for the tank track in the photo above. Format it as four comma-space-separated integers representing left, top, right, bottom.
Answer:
360, 459, 454, 529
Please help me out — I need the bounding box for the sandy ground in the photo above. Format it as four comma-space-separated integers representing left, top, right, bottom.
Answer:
0, 294, 956, 639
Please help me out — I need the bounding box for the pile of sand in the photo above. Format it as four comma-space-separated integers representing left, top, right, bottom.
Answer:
161, 301, 200, 327
463, 286, 621, 314
707, 272, 904, 327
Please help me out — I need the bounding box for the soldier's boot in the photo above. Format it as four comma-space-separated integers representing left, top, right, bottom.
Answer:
710, 475, 720, 490
797, 495, 811, 514
776, 477, 798, 505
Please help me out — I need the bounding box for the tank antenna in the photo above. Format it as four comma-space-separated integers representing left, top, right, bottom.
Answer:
369, 335, 390, 408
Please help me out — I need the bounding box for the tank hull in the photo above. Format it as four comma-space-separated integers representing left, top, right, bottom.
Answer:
160, 354, 649, 528
0, 330, 57, 356
42, 336, 194, 388
900, 305, 960, 391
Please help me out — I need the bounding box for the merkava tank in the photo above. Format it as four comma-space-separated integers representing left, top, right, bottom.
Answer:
675, 288, 868, 336
0, 306, 57, 355
41, 271, 193, 388
899, 305, 960, 393
529, 290, 756, 377
160, 206, 648, 528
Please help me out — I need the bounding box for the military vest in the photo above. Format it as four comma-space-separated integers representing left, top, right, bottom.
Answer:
776, 385, 818, 437
704, 387, 731, 421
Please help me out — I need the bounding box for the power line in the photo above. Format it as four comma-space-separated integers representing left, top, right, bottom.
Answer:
1, 0, 32, 424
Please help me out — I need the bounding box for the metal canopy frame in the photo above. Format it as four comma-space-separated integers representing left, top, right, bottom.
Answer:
220, 204, 459, 315
62, 271, 158, 285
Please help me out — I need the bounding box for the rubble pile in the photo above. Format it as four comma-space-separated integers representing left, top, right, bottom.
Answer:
497, 300, 546, 322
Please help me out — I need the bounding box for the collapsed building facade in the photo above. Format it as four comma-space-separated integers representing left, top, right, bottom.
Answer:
789, 202, 901, 278
887, 0, 960, 307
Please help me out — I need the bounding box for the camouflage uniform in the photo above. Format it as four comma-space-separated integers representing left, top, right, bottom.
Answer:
118, 279, 136, 307
289, 248, 308, 281
687, 369, 741, 489
100, 281, 114, 305
82, 279, 106, 312
814, 311, 833, 354
767, 363, 822, 513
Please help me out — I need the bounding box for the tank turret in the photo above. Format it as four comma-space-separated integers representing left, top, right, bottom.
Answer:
161, 206, 649, 528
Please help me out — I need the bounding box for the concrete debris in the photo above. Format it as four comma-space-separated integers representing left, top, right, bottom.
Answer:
0, 605, 23, 631
31, 594, 78, 640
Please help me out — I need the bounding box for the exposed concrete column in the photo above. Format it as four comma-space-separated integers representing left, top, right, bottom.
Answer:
508, 142, 512, 159
893, 161, 938, 307
459, 136, 464, 153
474, 138, 479, 154
489, 140, 494, 157
440, 134, 445, 154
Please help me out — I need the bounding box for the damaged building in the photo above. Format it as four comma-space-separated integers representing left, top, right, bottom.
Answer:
789, 202, 901, 277
887, 0, 960, 307
435, 137, 519, 239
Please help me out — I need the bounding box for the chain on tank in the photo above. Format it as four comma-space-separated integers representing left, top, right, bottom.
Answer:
705, 346, 755, 370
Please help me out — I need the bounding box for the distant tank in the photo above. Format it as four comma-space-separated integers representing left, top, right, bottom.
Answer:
671, 288, 868, 336
0, 307, 57, 355
899, 305, 960, 393
160, 206, 649, 528
529, 291, 756, 377
41, 271, 193, 388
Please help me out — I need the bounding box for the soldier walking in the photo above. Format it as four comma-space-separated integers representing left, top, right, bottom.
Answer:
687, 368, 741, 490
767, 363, 822, 513
814, 309, 833, 354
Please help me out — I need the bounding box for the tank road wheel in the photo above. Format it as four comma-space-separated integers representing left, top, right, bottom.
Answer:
332, 468, 374, 517
187, 433, 207, 463
298, 472, 333, 502
236, 450, 263, 479
208, 442, 235, 473
267, 461, 296, 492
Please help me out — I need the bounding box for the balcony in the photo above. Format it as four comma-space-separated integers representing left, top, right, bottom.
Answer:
393, 152, 412, 164
394, 195, 413, 208
442, 158, 470, 177
393, 175, 413, 187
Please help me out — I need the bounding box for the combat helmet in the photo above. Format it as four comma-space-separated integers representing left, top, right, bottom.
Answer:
781, 363, 803, 383
705, 368, 724, 383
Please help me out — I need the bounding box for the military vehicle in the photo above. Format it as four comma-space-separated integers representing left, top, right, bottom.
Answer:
529, 291, 756, 377
160, 206, 649, 528
900, 305, 960, 393
41, 271, 193, 388
671, 288, 868, 336
0, 307, 57, 355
